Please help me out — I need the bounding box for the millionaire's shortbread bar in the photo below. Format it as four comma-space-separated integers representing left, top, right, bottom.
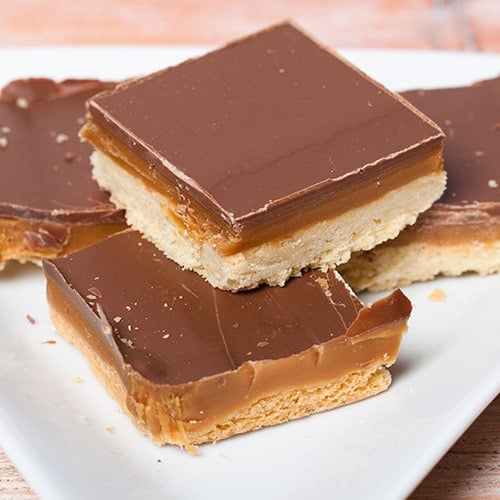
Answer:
81, 22, 445, 291
341, 76, 500, 290
0, 78, 125, 268
43, 229, 411, 450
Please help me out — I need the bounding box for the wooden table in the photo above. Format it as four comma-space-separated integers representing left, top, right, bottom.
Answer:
1, 1, 499, 497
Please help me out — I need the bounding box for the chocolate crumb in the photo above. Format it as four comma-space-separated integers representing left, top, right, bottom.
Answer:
16, 97, 29, 109
64, 152, 75, 162
55, 133, 69, 144
43, 340, 57, 345
26, 314, 36, 324
105, 426, 115, 434
88, 286, 102, 298
119, 337, 135, 349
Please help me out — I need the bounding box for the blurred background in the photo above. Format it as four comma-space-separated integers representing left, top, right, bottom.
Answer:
0, 0, 499, 51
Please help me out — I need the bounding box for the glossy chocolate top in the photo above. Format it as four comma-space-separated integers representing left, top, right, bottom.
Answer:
44, 230, 392, 385
402, 76, 500, 204
88, 22, 442, 226
0, 78, 124, 223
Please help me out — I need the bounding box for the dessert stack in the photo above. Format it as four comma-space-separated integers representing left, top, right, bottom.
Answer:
39, 22, 449, 450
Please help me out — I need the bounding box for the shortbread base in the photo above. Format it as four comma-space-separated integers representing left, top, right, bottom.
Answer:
340, 239, 500, 292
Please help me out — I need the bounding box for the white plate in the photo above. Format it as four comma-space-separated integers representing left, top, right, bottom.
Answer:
1, 48, 499, 500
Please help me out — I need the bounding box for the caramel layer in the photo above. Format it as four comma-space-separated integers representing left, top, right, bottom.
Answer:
0, 216, 126, 263
43, 230, 411, 445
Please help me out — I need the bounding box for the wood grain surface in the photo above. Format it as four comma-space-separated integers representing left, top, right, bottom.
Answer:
0, 0, 499, 498
1, 0, 499, 50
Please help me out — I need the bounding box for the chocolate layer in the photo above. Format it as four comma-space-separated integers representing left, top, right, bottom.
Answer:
402, 76, 500, 205
0, 78, 124, 224
85, 22, 443, 232
43, 230, 411, 386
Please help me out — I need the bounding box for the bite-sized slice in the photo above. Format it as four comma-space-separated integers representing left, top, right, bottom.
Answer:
341, 76, 500, 291
82, 22, 445, 291
43, 229, 411, 450
0, 78, 126, 269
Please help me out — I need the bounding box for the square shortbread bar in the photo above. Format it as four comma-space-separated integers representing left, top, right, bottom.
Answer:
0, 78, 125, 268
340, 76, 500, 291
82, 22, 445, 291
44, 229, 411, 450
